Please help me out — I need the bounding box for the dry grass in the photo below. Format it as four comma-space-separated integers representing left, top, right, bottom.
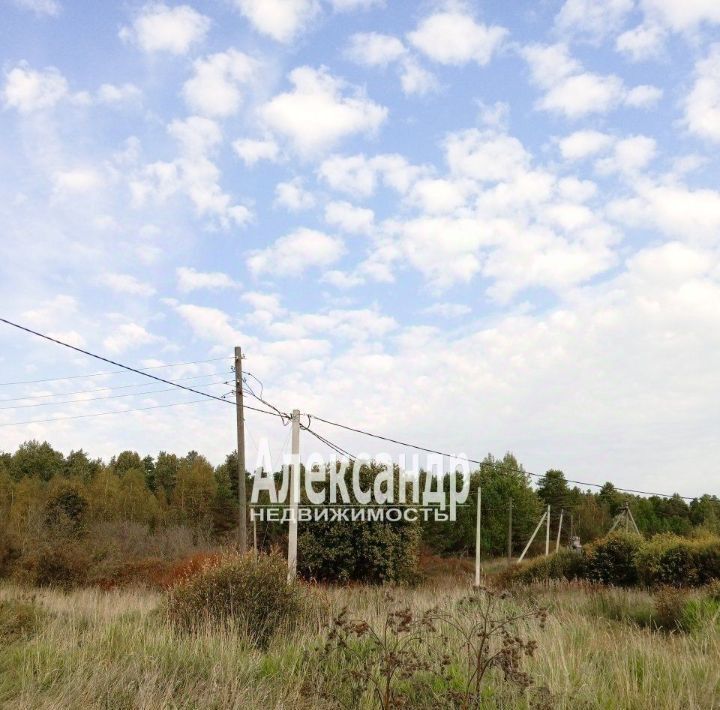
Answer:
1, 574, 719, 709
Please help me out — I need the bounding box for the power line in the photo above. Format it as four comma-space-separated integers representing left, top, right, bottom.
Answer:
0, 371, 230, 403
0, 356, 229, 387
0, 318, 237, 405
305, 414, 697, 501
0, 380, 230, 411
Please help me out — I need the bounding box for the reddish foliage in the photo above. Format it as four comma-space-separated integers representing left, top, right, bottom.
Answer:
158, 551, 225, 589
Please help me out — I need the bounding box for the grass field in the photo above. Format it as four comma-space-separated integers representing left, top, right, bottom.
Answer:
1, 571, 719, 709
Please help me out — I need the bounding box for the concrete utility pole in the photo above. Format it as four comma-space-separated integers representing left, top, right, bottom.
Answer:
507, 499, 513, 562
518, 509, 547, 563
556, 508, 564, 552
287, 409, 300, 582
474, 486, 481, 587
234, 346, 247, 554
545, 505, 551, 556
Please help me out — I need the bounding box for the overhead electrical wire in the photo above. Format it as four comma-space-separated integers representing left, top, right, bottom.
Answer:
0, 356, 229, 387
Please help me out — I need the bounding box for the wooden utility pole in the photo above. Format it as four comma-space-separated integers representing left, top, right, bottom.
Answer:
474, 486, 481, 587
556, 508, 564, 552
234, 346, 247, 554
287, 409, 300, 582
545, 505, 551, 556
507, 499, 513, 562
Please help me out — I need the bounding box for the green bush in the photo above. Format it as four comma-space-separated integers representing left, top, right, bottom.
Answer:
584, 533, 643, 586
165, 551, 302, 648
0, 599, 44, 642
501, 549, 585, 585
636, 534, 720, 587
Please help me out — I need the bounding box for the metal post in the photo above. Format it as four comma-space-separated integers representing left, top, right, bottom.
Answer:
234, 347, 247, 554
287, 409, 300, 582
474, 486, 481, 587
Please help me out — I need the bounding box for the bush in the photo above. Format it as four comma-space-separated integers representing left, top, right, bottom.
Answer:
165, 551, 302, 647
584, 533, 643, 586
0, 599, 44, 642
636, 534, 720, 587
15, 542, 90, 589
502, 550, 586, 585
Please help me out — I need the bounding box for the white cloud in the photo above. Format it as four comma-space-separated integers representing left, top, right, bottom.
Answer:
12, 0, 61, 17
274, 177, 316, 210
445, 129, 529, 182
407, 9, 507, 66
330, 0, 383, 10
407, 178, 467, 214
398, 58, 438, 96
233, 138, 280, 165
625, 84, 663, 107
168, 115, 222, 155
52, 168, 103, 195
103, 273, 156, 296
2, 62, 67, 112
176, 267, 238, 292
684, 44, 720, 143
422, 302, 472, 318
119, 3, 210, 55
346, 32, 406, 66
182, 50, 257, 118
615, 23, 666, 61
318, 153, 422, 196
558, 130, 614, 160
233, 0, 319, 43
247, 228, 344, 277
97, 83, 142, 105
103, 323, 159, 353
595, 135, 657, 175
522, 43, 662, 118
641, 0, 720, 31
324, 201, 374, 233
260, 66, 387, 156
555, 0, 633, 41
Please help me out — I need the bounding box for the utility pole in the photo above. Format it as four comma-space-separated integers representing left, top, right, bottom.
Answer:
556, 508, 564, 552
507, 499, 513, 563
474, 486, 481, 588
234, 346, 247, 554
287, 409, 300, 582
545, 505, 551, 556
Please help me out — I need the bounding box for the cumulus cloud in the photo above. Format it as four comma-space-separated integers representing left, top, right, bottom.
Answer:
103, 273, 156, 296
684, 44, 720, 143
260, 66, 387, 156
318, 152, 423, 196
176, 267, 238, 292
119, 3, 210, 54
233, 0, 319, 43
103, 323, 159, 353
615, 23, 666, 61
247, 228, 344, 277
182, 50, 257, 118
555, 0, 633, 41
558, 130, 614, 160
407, 8, 507, 66
324, 201, 374, 233
12, 0, 61, 17
274, 177, 316, 210
233, 137, 280, 165
2, 62, 68, 112
522, 43, 662, 118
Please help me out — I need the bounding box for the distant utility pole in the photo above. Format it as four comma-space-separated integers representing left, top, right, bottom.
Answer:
234, 346, 247, 554
474, 486, 481, 588
507, 499, 513, 563
556, 508, 564, 552
287, 409, 300, 582
545, 505, 551, 556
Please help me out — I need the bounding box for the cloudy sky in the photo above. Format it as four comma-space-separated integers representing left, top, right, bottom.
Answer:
1, 0, 719, 496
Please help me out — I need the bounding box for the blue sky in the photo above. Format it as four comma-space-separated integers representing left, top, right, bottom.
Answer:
1, 0, 719, 496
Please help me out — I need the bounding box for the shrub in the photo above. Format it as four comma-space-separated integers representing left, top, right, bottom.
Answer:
501, 550, 586, 586
0, 599, 44, 642
165, 551, 302, 648
15, 542, 90, 589
87, 557, 172, 590
584, 533, 643, 586
653, 587, 689, 631
636, 534, 720, 587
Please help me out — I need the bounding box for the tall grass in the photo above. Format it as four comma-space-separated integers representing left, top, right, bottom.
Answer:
0, 578, 719, 708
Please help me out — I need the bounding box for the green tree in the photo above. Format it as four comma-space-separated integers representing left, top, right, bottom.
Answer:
155, 451, 179, 502
173, 453, 217, 530
142, 455, 156, 491
118, 467, 159, 523
110, 450, 143, 477
65, 449, 102, 482
11, 440, 64, 481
